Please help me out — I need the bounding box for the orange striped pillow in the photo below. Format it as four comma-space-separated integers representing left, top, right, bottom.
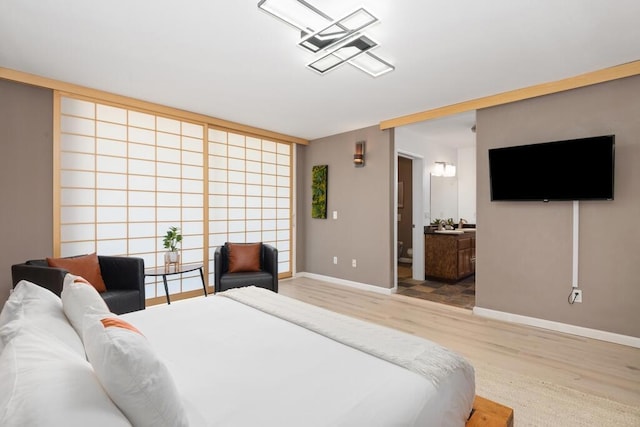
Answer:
100, 318, 143, 335
83, 312, 188, 426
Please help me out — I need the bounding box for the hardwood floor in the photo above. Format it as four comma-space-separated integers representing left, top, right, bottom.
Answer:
279, 276, 640, 408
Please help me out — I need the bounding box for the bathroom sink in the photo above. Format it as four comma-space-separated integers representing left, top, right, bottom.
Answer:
434, 230, 464, 234
461, 228, 476, 232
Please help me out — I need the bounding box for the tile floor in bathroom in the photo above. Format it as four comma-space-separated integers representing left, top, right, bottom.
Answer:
396, 263, 475, 310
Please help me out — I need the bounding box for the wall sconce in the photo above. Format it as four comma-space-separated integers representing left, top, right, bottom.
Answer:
354, 141, 365, 167
353, 141, 364, 168
432, 161, 456, 177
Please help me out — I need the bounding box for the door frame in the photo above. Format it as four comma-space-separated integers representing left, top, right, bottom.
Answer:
395, 150, 425, 287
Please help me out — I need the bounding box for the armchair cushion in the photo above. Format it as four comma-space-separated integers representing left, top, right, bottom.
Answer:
46, 253, 107, 293
228, 242, 261, 273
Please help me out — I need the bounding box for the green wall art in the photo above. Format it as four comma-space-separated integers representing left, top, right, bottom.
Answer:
311, 165, 328, 219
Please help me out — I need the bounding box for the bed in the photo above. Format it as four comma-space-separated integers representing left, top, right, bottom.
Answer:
0, 279, 475, 426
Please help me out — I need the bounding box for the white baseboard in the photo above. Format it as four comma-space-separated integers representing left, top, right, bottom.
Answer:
295, 272, 394, 295
473, 306, 640, 349
398, 257, 413, 264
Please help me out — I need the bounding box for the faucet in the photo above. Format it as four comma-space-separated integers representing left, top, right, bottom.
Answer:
458, 218, 467, 229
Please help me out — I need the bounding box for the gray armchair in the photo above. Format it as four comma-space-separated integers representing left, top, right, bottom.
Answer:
11, 255, 145, 315
214, 243, 278, 293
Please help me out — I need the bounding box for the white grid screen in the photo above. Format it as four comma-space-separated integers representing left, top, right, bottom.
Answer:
57, 96, 292, 302
208, 128, 291, 283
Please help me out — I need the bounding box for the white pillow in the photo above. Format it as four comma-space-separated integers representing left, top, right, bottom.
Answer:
0, 280, 84, 357
0, 328, 130, 427
83, 311, 188, 427
61, 273, 111, 337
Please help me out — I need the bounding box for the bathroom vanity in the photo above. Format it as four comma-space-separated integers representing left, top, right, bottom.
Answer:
424, 229, 475, 281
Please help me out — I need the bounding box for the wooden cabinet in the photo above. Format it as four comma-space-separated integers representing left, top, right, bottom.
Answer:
425, 232, 476, 281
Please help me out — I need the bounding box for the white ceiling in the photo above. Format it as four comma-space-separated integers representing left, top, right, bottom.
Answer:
400, 111, 477, 149
1, 1, 639, 143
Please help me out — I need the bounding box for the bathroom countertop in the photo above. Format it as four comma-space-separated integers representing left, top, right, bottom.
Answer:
424, 226, 476, 234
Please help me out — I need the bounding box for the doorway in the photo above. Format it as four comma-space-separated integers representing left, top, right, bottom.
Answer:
397, 156, 413, 276
395, 151, 424, 289
394, 114, 476, 309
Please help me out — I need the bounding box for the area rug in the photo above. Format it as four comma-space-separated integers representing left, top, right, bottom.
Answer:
474, 363, 640, 426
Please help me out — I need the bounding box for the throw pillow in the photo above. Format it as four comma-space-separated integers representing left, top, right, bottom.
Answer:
46, 253, 107, 293
61, 273, 111, 337
83, 311, 189, 427
0, 328, 130, 427
228, 242, 261, 273
0, 280, 84, 357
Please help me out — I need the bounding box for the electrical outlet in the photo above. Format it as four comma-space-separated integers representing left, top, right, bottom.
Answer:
573, 289, 582, 303
352, 259, 357, 268
333, 256, 338, 265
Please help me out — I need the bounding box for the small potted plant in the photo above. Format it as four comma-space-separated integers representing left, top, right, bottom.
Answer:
431, 218, 444, 231
163, 226, 182, 266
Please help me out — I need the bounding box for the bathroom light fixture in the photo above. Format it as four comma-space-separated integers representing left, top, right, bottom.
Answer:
354, 141, 365, 167
433, 161, 456, 177
257, 0, 394, 77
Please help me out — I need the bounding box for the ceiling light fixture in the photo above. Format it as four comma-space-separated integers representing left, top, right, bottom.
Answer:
257, 0, 331, 32
257, 0, 394, 77
308, 34, 377, 74
299, 8, 378, 53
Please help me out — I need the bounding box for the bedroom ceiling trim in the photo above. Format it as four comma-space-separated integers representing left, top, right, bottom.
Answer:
0, 67, 309, 146
380, 60, 640, 130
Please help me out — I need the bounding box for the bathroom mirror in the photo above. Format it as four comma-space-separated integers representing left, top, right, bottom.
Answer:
430, 175, 458, 223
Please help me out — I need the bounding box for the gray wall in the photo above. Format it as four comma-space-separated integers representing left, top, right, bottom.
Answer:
476, 75, 640, 338
296, 125, 395, 289
0, 79, 53, 307
4, 73, 638, 338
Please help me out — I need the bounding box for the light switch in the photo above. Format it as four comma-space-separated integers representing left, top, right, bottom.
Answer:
332, 211, 338, 219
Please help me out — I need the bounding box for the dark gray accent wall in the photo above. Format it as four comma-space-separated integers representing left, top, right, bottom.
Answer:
297, 125, 395, 289
476, 75, 640, 337
0, 79, 53, 306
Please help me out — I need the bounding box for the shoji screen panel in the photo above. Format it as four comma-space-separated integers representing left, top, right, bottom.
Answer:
208, 129, 292, 283
58, 95, 205, 300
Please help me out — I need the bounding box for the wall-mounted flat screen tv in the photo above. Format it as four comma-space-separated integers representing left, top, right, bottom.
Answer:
489, 135, 615, 201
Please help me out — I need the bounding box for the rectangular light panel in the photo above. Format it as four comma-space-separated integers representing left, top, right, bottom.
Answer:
307, 35, 377, 74
299, 8, 378, 53
348, 52, 395, 77
258, 0, 331, 32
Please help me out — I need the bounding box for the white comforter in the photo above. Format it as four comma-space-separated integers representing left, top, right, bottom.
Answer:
122, 288, 475, 427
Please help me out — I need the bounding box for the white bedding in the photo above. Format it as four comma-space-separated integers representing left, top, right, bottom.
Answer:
122, 289, 475, 427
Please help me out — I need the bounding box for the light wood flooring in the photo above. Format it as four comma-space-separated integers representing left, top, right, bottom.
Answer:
279, 276, 640, 408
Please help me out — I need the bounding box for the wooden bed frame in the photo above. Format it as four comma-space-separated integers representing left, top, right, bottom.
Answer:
466, 396, 514, 427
